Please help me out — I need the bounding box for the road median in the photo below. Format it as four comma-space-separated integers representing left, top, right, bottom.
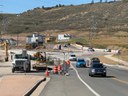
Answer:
0, 75, 46, 96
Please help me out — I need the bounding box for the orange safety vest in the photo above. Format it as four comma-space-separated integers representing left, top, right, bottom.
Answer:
67, 60, 70, 65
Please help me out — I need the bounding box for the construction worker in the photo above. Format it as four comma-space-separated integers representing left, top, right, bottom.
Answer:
67, 60, 70, 66
66, 60, 70, 76
62, 60, 70, 75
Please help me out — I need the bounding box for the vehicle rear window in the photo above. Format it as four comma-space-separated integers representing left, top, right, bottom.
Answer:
78, 59, 85, 62
92, 64, 103, 68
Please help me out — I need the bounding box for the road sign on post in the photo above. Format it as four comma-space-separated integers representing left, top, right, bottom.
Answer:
116, 49, 121, 65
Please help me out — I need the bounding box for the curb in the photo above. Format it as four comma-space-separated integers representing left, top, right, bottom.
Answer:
24, 77, 46, 96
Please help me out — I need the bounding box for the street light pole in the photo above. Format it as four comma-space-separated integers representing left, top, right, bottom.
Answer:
0, 5, 3, 38
63, 52, 65, 61
89, 12, 97, 47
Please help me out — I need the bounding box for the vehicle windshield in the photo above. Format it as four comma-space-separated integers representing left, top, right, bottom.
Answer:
71, 55, 76, 57
92, 64, 103, 68
15, 54, 28, 59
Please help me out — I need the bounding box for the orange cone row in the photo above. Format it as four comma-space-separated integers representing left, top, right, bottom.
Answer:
53, 65, 62, 74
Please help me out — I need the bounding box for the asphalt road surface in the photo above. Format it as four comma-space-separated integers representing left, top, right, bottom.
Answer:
1, 48, 127, 96
39, 50, 128, 96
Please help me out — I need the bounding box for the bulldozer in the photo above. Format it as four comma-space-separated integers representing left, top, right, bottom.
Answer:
0, 41, 9, 62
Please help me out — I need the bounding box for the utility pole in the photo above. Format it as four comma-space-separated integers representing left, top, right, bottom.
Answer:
0, 5, 3, 38
89, 12, 97, 47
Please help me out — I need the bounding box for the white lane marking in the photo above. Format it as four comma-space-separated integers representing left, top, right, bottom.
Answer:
71, 64, 101, 96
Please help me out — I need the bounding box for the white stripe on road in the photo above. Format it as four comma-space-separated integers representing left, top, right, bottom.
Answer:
71, 64, 101, 96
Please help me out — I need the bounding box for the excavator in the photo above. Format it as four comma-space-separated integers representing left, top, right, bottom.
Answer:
32, 52, 47, 70
33, 52, 46, 63
0, 41, 9, 62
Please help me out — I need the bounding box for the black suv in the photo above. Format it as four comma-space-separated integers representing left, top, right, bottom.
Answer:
89, 64, 107, 77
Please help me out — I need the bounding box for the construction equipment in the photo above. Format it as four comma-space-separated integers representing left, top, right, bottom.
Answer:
0, 41, 9, 62
32, 52, 52, 70
25, 43, 38, 50
32, 52, 47, 70
12, 49, 31, 73
33, 52, 46, 63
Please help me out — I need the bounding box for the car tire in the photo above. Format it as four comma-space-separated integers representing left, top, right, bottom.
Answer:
102, 74, 106, 77
89, 73, 93, 77
12, 68, 15, 73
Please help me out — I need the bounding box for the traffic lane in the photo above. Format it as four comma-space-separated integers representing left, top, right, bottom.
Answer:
39, 70, 95, 96
71, 62, 128, 96
107, 66, 128, 84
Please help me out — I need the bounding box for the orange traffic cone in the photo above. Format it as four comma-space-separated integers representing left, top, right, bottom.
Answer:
45, 69, 49, 76
53, 65, 58, 74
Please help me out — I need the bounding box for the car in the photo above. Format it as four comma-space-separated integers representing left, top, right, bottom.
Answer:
89, 64, 107, 77
104, 49, 111, 52
91, 57, 100, 64
76, 58, 86, 68
69, 54, 77, 61
87, 47, 95, 52
91, 57, 100, 61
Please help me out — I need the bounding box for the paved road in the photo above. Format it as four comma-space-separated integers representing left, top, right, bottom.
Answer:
71, 62, 128, 96
39, 50, 128, 96
1, 48, 128, 96
39, 69, 95, 96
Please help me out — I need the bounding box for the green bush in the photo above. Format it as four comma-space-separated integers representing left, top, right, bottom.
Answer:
70, 38, 88, 45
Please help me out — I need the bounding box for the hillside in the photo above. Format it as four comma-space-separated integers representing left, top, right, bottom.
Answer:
0, 2, 128, 62
0, 1, 128, 35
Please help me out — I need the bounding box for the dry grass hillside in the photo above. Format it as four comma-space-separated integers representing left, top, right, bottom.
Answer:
0, 1, 128, 60
0, 1, 128, 34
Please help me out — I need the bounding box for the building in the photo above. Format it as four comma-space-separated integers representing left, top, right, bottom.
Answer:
0, 38, 17, 46
58, 34, 71, 41
8, 38, 17, 45
26, 33, 44, 44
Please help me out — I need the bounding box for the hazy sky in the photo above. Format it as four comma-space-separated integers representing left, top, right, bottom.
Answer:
0, 0, 111, 14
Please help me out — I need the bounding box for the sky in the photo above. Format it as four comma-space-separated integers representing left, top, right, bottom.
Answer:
0, 0, 111, 14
